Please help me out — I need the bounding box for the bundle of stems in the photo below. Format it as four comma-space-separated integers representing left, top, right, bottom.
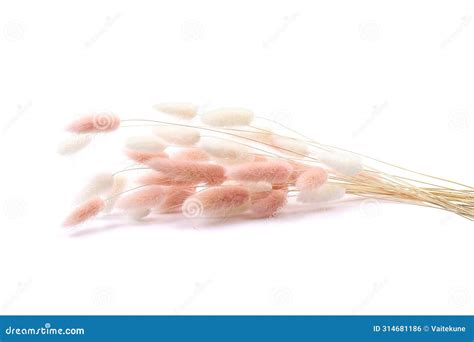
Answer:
60, 104, 474, 227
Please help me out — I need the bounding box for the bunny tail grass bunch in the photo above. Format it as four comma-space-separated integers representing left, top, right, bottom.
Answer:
60, 104, 474, 228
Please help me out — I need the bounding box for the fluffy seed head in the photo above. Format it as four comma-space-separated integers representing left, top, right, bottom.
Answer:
63, 197, 105, 227
57, 134, 92, 155
183, 186, 250, 217
125, 136, 167, 152
124, 149, 169, 163
227, 161, 293, 184
297, 183, 346, 203
318, 150, 363, 176
172, 148, 210, 161
233, 126, 273, 145
201, 108, 254, 127
153, 102, 198, 119
129, 208, 151, 220
295, 167, 328, 190
136, 171, 197, 186
288, 161, 310, 182
147, 158, 226, 185
201, 138, 254, 164
76, 172, 115, 203
116, 185, 164, 210
271, 135, 309, 157
254, 155, 268, 162
153, 126, 200, 146
66, 113, 120, 133
104, 174, 128, 213
222, 180, 272, 193
158, 186, 195, 213
250, 190, 287, 218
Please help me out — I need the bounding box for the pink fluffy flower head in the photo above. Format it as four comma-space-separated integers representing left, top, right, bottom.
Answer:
115, 185, 164, 210
66, 113, 120, 133
295, 167, 328, 190
183, 186, 250, 217
147, 158, 226, 185
227, 161, 293, 184
158, 186, 196, 213
250, 190, 287, 218
63, 197, 105, 227
124, 149, 169, 163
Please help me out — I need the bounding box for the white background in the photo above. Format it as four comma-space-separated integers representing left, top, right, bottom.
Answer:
0, 0, 473, 315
